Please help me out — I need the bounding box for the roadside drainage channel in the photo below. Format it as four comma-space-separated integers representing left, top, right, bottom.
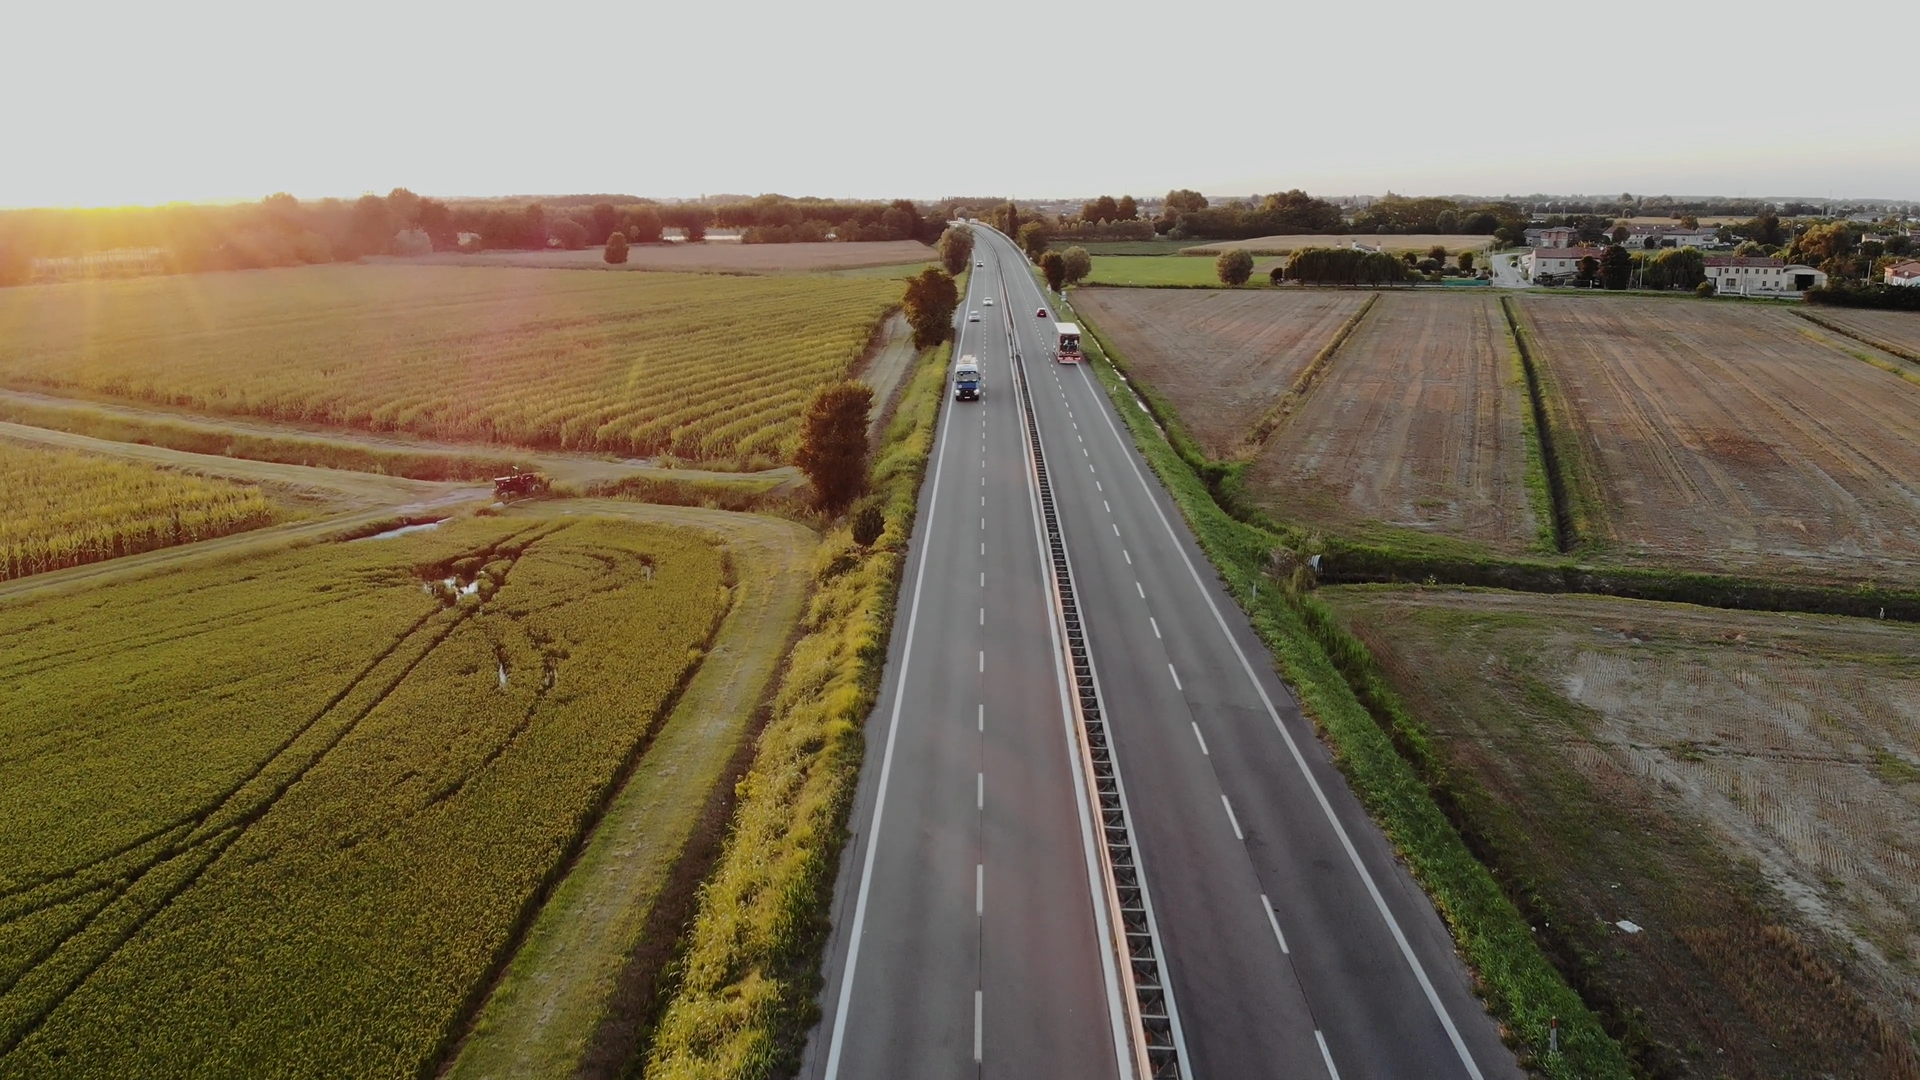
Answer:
1012, 311, 1186, 1080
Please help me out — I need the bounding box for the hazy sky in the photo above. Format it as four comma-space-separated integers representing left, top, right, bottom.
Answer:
7, 0, 1917, 208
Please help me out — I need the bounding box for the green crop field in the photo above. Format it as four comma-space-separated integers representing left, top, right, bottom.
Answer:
0, 514, 730, 1078
0, 264, 903, 466
0, 440, 277, 580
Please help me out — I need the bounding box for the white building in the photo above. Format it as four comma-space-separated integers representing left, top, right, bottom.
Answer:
1524, 246, 1605, 281
1886, 260, 1920, 286
1622, 225, 1722, 249
1704, 257, 1825, 296
1523, 226, 1575, 248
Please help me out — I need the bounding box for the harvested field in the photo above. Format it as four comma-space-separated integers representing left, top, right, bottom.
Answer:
1329, 585, 1920, 1079
1184, 233, 1495, 256
1246, 292, 1538, 551
1517, 295, 1920, 583
380, 239, 934, 275
0, 264, 903, 466
1070, 287, 1370, 457
1797, 307, 1920, 363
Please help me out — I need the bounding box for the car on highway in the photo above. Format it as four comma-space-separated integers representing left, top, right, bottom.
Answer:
976, 260, 984, 267
967, 311, 979, 322
1035, 307, 1047, 318
983, 297, 993, 306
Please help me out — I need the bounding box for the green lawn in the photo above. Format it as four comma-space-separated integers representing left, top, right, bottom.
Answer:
1084, 255, 1240, 287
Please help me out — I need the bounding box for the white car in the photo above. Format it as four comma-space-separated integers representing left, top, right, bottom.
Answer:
967, 311, 980, 322
983, 297, 994, 306
976, 261, 984, 267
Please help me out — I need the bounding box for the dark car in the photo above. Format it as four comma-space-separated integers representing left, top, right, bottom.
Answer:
1035, 307, 1047, 317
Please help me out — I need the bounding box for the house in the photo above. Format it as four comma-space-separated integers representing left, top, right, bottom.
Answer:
1525, 246, 1606, 282
1524, 226, 1575, 248
1704, 256, 1826, 296
1621, 225, 1723, 250
1886, 260, 1920, 287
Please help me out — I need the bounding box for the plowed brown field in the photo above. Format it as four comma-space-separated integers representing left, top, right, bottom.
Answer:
1796, 307, 1920, 363
1518, 296, 1920, 583
1246, 293, 1537, 550
1069, 288, 1368, 457
1329, 585, 1920, 1078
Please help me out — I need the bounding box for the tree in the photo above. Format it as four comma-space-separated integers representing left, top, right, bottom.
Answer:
1576, 256, 1600, 285
1116, 195, 1138, 221
1040, 251, 1067, 292
1609, 225, 1630, 245
349, 195, 393, 257
793, 382, 873, 513
1081, 195, 1119, 223
1061, 246, 1092, 286
1601, 245, 1632, 290
1217, 248, 1254, 286
902, 268, 960, 349
626, 206, 664, 244
937, 225, 975, 275
604, 231, 629, 264
590, 203, 619, 245
1428, 244, 1448, 263
1018, 221, 1050, 261
1164, 189, 1209, 213
551, 218, 588, 250
1458, 250, 1475, 272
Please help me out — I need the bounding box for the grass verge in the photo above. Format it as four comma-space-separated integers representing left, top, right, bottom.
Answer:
1058, 287, 1634, 1078
638, 341, 950, 1079
0, 395, 528, 481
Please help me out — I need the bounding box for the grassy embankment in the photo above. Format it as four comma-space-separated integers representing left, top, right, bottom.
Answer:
1058, 288, 1634, 1078
0, 515, 731, 1078
0, 440, 278, 580
640, 337, 951, 1078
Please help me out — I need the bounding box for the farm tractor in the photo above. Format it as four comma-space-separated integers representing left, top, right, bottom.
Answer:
492, 470, 549, 500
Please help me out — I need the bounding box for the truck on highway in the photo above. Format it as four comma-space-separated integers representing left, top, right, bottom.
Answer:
1055, 322, 1082, 363
954, 355, 982, 400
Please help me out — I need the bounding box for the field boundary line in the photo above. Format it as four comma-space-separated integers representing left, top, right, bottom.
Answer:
1791, 309, 1920, 365
1241, 292, 1379, 454
1498, 297, 1586, 552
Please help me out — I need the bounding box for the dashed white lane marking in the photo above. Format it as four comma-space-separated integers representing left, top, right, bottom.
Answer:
1221, 794, 1243, 840
977, 772, 984, 810
1315, 1031, 1341, 1079
1095, 481, 1102, 491
1168, 662, 1182, 690
975, 991, 984, 1063
980, 517, 985, 529
1082, 447, 1088, 456
1262, 894, 1291, 954
1135, 581, 1145, 598
1123, 549, 1131, 564
1191, 722, 1209, 755
979, 606, 984, 624
1150, 616, 1161, 639
1104, 500, 1111, 513
978, 703, 984, 731
979, 572, 984, 587
1112, 523, 1120, 536
980, 543, 985, 555
978, 651, 984, 673
981, 495, 985, 505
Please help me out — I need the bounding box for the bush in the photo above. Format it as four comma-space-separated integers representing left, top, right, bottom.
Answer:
793, 382, 873, 512
604, 232, 629, 264
1040, 251, 1067, 292
550, 219, 588, 250
1696, 280, 1716, 298
1216, 248, 1254, 286
1805, 282, 1920, 311
851, 497, 886, 546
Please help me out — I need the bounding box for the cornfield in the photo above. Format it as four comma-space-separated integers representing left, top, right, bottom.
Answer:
0, 441, 276, 580
0, 264, 904, 464
0, 515, 731, 1077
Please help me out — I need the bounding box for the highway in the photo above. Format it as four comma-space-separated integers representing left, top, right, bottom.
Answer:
807, 228, 1519, 1080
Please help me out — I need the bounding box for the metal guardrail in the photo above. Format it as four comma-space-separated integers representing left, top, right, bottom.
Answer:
1007, 296, 1185, 1080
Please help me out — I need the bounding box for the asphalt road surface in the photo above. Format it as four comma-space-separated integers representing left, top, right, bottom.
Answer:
807, 230, 1521, 1080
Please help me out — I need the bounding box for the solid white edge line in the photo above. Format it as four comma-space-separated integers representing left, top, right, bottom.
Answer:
819, 277, 969, 1080
1010, 259, 1138, 1080
1315, 1030, 1342, 1080
1221, 794, 1243, 840
1074, 361, 1488, 1080
1261, 893, 1291, 954
1191, 721, 1208, 755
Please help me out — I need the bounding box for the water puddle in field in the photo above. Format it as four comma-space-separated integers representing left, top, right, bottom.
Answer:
355, 519, 446, 542
498, 662, 508, 689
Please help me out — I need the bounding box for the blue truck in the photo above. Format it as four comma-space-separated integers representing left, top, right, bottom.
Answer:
954, 355, 981, 401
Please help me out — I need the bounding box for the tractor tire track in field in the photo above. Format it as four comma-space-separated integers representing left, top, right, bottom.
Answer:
0, 531, 552, 1055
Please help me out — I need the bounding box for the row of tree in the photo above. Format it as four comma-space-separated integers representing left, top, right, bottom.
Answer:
1158, 189, 1346, 240
728, 197, 945, 245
